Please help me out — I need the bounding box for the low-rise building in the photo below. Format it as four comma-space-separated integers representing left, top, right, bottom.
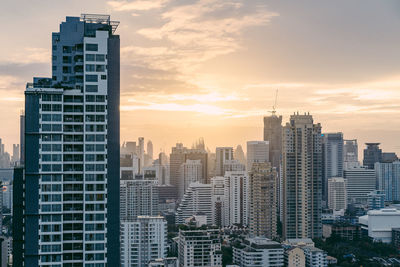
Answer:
149, 257, 178, 267
284, 247, 305, 267
283, 238, 315, 248
322, 222, 361, 240
233, 237, 284, 267
392, 228, 400, 248
303, 246, 327, 267
359, 208, 400, 243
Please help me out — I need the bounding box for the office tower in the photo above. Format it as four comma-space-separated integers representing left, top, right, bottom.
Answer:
120, 176, 159, 220
343, 139, 359, 169
246, 141, 269, 171
367, 190, 385, 210
344, 167, 376, 204
18, 15, 120, 265
12, 144, 20, 165
375, 161, 400, 202
215, 147, 233, 176
282, 113, 322, 239
363, 143, 382, 169
263, 114, 283, 171
120, 216, 167, 267
223, 159, 245, 173
327, 177, 347, 211
211, 176, 225, 227
170, 143, 187, 192
179, 159, 202, 198
224, 171, 249, 226
139, 137, 145, 172
234, 144, 246, 166
249, 162, 277, 238
185, 149, 208, 183
322, 133, 344, 203
208, 152, 216, 178
233, 237, 284, 267
147, 140, 154, 160
381, 152, 398, 163
176, 182, 212, 225
178, 228, 222, 267
20, 113, 25, 166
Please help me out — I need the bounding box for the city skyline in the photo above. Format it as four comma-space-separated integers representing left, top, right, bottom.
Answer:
1, 0, 400, 156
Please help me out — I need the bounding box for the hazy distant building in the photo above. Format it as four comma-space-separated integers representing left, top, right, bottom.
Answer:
139, 137, 145, 172
322, 133, 343, 203
343, 139, 359, 169
375, 161, 400, 202
249, 162, 278, 239
363, 143, 382, 169
179, 159, 203, 198
382, 152, 398, 163
282, 113, 322, 239
147, 140, 154, 160
11, 144, 20, 166
344, 167, 376, 204
185, 149, 208, 184
234, 145, 246, 166
224, 171, 249, 226
246, 141, 269, 171
327, 177, 347, 211
223, 160, 245, 173
263, 114, 283, 171
176, 182, 212, 225
170, 143, 187, 192
215, 147, 233, 176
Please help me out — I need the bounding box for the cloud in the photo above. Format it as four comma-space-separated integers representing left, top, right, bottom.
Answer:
107, 0, 170, 11
6, 47, 50, 65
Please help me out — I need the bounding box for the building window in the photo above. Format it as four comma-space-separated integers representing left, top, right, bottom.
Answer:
86, 75, 98, 82
85, 43, 98, 51
86, 85, 98, 93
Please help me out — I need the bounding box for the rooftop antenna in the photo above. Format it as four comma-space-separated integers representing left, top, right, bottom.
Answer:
268, 89, 279, 116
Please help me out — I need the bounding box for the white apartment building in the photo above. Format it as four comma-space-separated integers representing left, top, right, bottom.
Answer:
328, 177, 347, 211
216, 147, 234, 176
121, 216, 167, 267
233, 237, 284, 267
224, 171, 249, 226
303, 247, 327, 267
178, 229, 222, 267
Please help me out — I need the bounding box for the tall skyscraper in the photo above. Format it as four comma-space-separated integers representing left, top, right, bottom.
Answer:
343, 139, 359, 169
19, 113, 25, 166
234, 145, 246, 166
282, 113, 322, 239
139, 137, 145, 172
246, 141, 269, 171
179, 159, 203, 198
248, 162, 278, 238
322, 133, 344, 203
263, 114, 283, 171
169, 143, 187, 191
363, 143, 382, 169
224, 171, 249, 226
147, 140, 154, 160
215, 147, 233, 176
327, 177, 347, 211
375, 161, 400, 202
17, 15, 120, 265
344, 167, 376, 204
120, 216, 167, 266
211, 176, 225, 227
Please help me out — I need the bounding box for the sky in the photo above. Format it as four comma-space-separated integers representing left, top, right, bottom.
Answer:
0, 0, 400, 156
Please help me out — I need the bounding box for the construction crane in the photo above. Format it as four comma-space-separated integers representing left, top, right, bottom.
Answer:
268, 89, 279, 116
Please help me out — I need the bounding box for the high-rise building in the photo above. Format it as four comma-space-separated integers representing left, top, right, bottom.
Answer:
120, 176, 159, 220
282, 113, 322, 239
381, 152, 398, 163
170, 143, 187, 191
224, 171, 249, 226
121, 216, 167, 267
211, 176, 225, 227
322, 133, 344, 203
263, 114, 283, 171
375, 161, 400, 202
215, 147, 233, 176
178, 228, 222, 267
246, 141, 269, 171
343, 139, 359, 169
19, 113, 25, 166
234, 145, 246, 166
363, 143, 382, 169
179, 159, 202, 198
327, 177, 347, 211
344, 167, 376, 204
139, 137, 145, 172
185, 149, 208, 184
176, 182, 212, 225
16, 14, 120, 265
233, 237, 284, 267
11, 144, 20, 166
223, 159, 245, 173
248, 162, 277, 238
147, 140, 154, 160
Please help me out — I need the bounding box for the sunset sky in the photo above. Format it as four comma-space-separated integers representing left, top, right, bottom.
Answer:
1, 0, 400, 155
